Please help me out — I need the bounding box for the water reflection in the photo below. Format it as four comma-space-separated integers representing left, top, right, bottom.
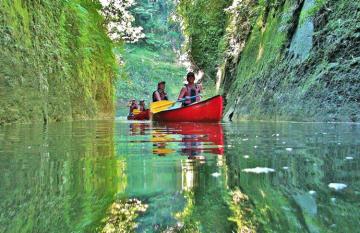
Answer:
0, 121, 119, 233
1, 121, 359, 233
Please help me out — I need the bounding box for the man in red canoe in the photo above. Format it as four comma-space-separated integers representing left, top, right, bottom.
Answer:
152, 81, 168, 102
178, 72, 202, 106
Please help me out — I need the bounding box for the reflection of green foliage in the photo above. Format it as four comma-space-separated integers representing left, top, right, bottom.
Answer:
100, 199, 148, 233
0, 121, 121, 233
224, 122, 360, 232
0, 0, 118, 124
175, 192, 201, 233
227, 189, 257, 233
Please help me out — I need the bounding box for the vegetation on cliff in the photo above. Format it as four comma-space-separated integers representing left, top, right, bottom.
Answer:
0, 0, 136, 124
177, 0, 360, 122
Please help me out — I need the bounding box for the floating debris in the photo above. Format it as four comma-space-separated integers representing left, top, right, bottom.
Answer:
242, 167, 275, 174
254, 145, 258, 148
242, 138, 249, 141
282, 166, 289, 170
286, 148, 293, 152
345, 156, 354, 160
328, 183, 347, 191
211, 172, 221, 177
282, 141, 286, 144
309, 190, 316, 195
243, 155, 250, 159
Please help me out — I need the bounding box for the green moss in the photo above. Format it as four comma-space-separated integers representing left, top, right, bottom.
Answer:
0, 0, 118, 124
222, 0, 360, 122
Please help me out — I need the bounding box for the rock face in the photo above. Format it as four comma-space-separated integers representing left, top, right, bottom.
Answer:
179, 0, 360, 122
0, 1, 117, 124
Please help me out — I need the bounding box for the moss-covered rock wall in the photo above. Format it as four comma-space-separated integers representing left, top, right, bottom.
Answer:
179, 0, 360, 122
0, 0, 117, 124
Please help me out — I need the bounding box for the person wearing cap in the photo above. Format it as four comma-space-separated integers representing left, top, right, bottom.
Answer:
152, 81, 168, 102
139, 100, 147, 111
178, 72, 202, 107
128, 99, 138, 116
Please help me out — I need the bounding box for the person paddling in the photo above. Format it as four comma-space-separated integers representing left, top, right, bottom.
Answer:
178, 72, 202, 107
139, 100, 147, 111
152, 81, 168, 102
128, 99, 138, 116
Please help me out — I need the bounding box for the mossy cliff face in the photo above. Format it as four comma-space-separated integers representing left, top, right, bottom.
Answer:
180, 0, 360, 122
0, 0, 117, 124
177, 0, 231, 78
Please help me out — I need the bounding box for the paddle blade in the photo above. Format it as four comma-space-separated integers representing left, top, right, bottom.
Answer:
150, 100, 175, 113
132, 109, 141, 115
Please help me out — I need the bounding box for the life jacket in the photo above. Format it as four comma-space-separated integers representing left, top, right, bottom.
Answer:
183, 84, 201, 106
152, 89, 168, 102
129, 103, 138, 115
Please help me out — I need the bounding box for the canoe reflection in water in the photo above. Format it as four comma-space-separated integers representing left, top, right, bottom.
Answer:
151, 123, 224, 158
129, 122, 147, 136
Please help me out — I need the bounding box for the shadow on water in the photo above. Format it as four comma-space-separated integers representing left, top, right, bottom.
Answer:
1, 120, 360, 233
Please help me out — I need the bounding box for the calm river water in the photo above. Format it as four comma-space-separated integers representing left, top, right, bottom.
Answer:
0, 120, 359, 233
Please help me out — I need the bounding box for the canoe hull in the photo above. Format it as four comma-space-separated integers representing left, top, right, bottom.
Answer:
127, 109, 150, 120
152, 95, 223, 122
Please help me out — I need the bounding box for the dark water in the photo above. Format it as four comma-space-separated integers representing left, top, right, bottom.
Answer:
0, 120, 359, 233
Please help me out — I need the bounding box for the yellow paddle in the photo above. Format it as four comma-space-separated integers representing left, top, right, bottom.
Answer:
132, 109, 141, 115
150, 95, 201, 114
150, 100, 176, 114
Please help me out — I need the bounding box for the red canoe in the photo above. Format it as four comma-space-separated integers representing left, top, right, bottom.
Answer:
152, 95, 223, 122
127, 109, 150, 120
